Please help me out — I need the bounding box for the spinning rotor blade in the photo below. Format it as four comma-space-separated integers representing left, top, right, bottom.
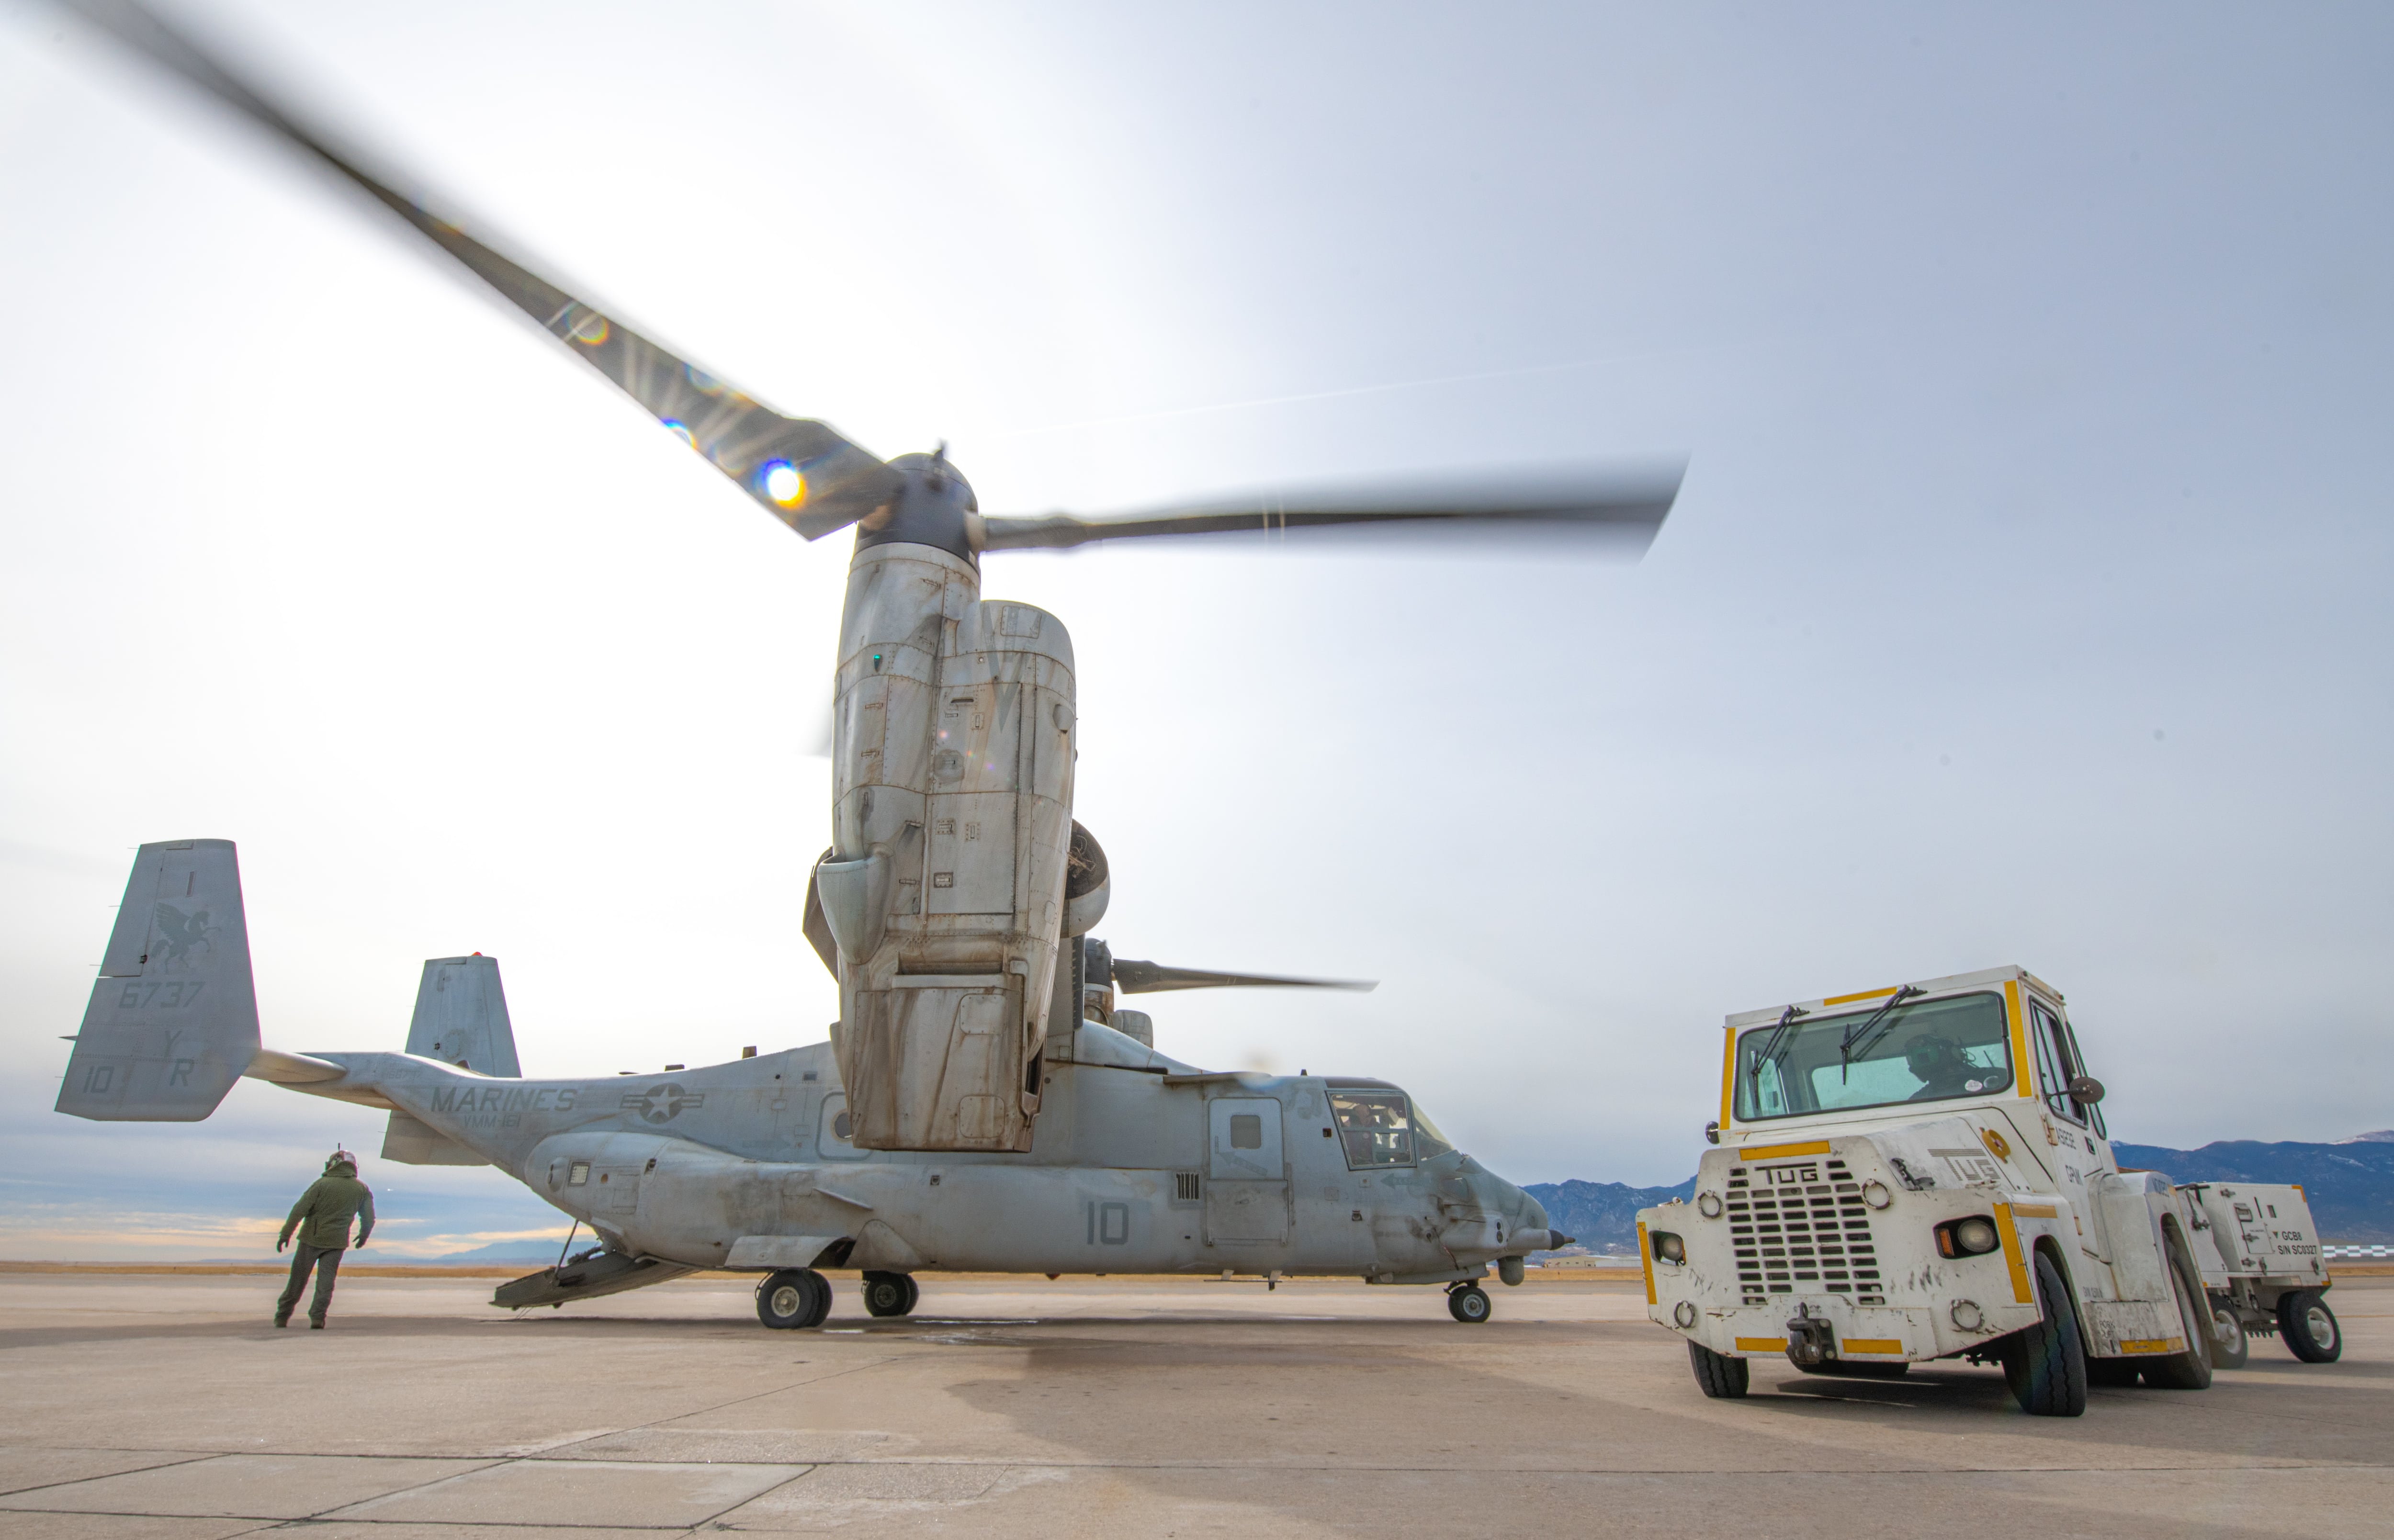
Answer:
979, 464, 1682, 555
63, 0, 897, 539
1109, 959, 1376, 995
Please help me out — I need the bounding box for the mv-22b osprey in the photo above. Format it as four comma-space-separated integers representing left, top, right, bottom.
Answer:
54, 2, 1676, 1326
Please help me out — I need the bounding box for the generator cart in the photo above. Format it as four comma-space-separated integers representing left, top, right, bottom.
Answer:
1635, 966, 2342, 1416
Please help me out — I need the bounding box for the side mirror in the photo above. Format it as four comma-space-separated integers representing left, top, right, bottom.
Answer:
2067, 1074, 2106, 1105
1704, 1120, 1721, 1146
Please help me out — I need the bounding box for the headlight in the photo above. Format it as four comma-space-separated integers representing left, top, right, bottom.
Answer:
1652, 1231, 1686, 1264
1935, 1216, 2003, 1258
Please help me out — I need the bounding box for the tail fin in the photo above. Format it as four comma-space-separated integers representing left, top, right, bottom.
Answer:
56, 840, 260, 1121
403, 955, 520, 1075
382, 955, 518, 1166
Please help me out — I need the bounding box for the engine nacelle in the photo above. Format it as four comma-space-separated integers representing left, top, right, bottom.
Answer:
818, 540, 1076, 1151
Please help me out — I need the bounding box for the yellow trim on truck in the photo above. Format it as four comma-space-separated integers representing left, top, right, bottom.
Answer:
1738, 1141, 1833, 1162
1822, 986, 1900, 1006
2118, 1338, 2188, 1355
1841, 1338, 1905, 1355
2005, 979, 2033, 1098
1735, 1337, 1788, 1353
1993, 1202, 2033, 1304
1637, 1221, 1656, 1305
1719, 1025, 1738, 1134
2010, 1203, 2059, 1219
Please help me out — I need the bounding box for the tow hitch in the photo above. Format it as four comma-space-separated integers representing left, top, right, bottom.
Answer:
1785, 1304, 1837, 1368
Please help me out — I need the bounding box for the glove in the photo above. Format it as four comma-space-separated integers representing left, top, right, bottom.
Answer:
354, 1235, 369, 1248
276, 1237, 289, 1252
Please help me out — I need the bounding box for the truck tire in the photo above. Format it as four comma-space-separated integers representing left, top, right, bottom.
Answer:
2278, 1291, 2343, 1363
1689, 1341, 1750, 1398
2209, 1303, 2250, 1370
1999, 1251, 2088, 1416
2139, 1243, 2214, 1390
1795, 1360, 1909, 1380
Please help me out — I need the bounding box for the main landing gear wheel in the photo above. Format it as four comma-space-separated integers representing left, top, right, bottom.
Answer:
2278, 1290, 2342, 1363
861, 1271, 919, 1318
1447, 1283, 1492, 1323
1689, 1342, 1750, 1398
756, 1268, 832, 1329
1998, 1251, 2089, 1417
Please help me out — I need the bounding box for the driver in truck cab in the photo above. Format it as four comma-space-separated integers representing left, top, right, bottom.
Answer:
1904, 1031, 2010, 1100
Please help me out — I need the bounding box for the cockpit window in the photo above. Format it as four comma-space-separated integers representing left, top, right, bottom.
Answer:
1733, 990, 2014, 1121
1330, 1090, 1416, 1168
1412, 1104, 1456, 1160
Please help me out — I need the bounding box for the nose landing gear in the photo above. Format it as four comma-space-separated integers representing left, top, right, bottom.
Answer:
1446, 1281, 1493, 1323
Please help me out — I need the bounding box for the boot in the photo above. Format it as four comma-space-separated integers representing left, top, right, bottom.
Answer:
273, 1313, 290, 1328
308, 1319, 326, 1329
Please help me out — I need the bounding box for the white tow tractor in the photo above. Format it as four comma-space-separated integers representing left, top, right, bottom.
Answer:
1636, 966, 2343, 1416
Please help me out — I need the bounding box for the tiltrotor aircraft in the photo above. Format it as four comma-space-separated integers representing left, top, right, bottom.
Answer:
53, 2, 1676, 1326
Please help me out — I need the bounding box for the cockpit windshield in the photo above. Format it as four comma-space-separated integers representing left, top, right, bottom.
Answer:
1733, 991, 2013, 1121
1328, 1087, 1454, 1167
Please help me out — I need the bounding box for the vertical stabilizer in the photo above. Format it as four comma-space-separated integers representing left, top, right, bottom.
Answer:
383, 955, 516, 1166
404, 955, 520, 1075
57, 840, 260, 1121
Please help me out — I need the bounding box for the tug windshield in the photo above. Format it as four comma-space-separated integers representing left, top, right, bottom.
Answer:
1733, 991, 2013, 1121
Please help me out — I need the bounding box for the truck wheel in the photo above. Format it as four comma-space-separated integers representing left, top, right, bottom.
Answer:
861, 1271, 918, 1318
756, 1268, 831, 1329
2278, 1291, 2342, 1363
1689, 1342, 1750, 1398
2139, 1244, 2214, 1390
2209, 1304, 2250, 1370
1796, 1360, 1909, 1380
1447, 1284, 1492, 1323
1999, 1251, 2088, 1416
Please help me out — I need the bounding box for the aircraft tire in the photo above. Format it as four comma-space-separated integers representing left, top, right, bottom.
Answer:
1998, 1251, 2089, 1416
862, 1271, 918, 1317
1447, 1284, 1492, 1323
757, 1268, 832, 1329
1688, 1342, 1749, 1398
2278, 1291, 2342, 1363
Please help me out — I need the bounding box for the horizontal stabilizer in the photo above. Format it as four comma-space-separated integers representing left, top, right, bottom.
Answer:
381, 1110, 487, 1167
57, 840, 260, 1122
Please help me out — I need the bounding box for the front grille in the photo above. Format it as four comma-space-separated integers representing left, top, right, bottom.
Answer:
1725, 1156, 1884, 1308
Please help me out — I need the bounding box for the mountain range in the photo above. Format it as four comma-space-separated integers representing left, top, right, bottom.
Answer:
1527, 1133, 2394, 1251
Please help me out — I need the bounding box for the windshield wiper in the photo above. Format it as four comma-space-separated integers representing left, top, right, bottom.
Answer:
1840, 985, 1926, 1081
1749, 1005, 1808, 1098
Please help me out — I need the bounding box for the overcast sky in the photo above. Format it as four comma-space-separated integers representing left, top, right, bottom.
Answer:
2, 2, 2389, 1259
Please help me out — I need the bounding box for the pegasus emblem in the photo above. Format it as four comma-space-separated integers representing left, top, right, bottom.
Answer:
150, 904, 215, 971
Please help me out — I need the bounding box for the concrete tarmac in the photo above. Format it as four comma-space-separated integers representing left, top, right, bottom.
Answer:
0, 1270, 2384, 1538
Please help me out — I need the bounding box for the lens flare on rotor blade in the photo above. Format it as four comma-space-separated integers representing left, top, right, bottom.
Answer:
759, 461, 807, 508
